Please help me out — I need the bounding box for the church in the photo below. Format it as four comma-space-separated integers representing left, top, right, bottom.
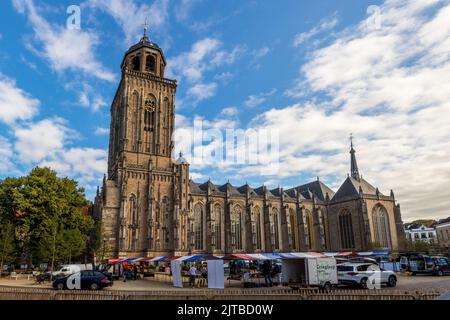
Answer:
93, 29, 407, 258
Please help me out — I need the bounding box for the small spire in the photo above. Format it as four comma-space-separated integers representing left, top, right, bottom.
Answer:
349, 134, 360, 180
144, 18, 148, 37
141, 18, 149, 42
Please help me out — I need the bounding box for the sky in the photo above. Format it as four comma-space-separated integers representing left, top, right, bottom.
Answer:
0, 0, 449, 222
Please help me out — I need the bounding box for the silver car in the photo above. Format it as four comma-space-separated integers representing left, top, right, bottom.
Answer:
337, 263, 397, 288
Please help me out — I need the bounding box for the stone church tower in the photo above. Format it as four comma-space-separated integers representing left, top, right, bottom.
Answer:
98, 28, 190, 258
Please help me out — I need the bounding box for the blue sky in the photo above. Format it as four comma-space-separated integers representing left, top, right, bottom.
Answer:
1, 0, 450, 221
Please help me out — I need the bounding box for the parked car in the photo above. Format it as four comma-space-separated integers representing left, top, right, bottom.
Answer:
337, 263, 397, 288
400, 254, 450, 276
53, 270, 112, 290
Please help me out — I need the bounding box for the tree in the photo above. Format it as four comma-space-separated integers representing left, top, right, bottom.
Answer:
414, 240, 431, 253
60, 228, 87, 264
0, 167, 94, 267
409, 219, 437, 228
0, 221, 16, 274
88, 221, 110, 263
367, 241, 386, 251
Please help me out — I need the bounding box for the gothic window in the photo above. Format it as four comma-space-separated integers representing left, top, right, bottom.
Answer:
131, 91, 139, 151
231, 205, 243, 251
319, 209, 328, 249
145, 55, 156, 72
270, 208, 280, 250
127, 194, 137, 250
251, 207, 262, 250
338, 210, 356, 249
132, 55, 140, 71
372, 204, 392, 248
143, 95, 156, 152
162, 97, 170, 155
194, 203, 204, 251
305, 210, 314, 249
287, 208, 296, 250
211, 205, 222, 251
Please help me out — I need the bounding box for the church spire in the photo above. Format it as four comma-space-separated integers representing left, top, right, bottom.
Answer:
141, 18, 149, 43
349, 134, 360, 180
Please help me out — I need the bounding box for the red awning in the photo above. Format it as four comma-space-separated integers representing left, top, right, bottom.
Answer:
223, 253, 255, 260
162, 256, 181, 262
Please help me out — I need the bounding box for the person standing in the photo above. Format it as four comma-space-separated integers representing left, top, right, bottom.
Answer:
262, 260, 273, 287
188, 265, 197, 288
133, 265, 138, 280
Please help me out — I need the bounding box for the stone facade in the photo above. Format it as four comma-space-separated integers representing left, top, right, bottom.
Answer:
94, 33, 407, 258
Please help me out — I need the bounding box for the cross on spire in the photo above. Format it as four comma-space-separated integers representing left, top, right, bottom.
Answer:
144, 18, 148, 37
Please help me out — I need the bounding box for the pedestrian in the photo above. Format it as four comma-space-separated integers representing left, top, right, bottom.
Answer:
261, 260, 273, 287
188, 265, 197, 288
133, 265, 138, 280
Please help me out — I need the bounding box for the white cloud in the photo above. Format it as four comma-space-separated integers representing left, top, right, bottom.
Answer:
244, 88, 277, 108
277, 0, 450, 220
95, 127, 109, 135
13, 0, 115, 81
0, 136, 21, 175
0, 75, 39, 124
251, 47, 270, 60
175, 0, 203, 22
187, 82, 218, 105
40, 148, 107, 184
14, 118, 74, 164
293, 13, 338, 47
85, 0, 170, 45
168, 38, 245, 83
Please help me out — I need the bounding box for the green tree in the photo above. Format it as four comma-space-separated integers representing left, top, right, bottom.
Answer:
414, 240, 431, 253
0, 167, 94, 267
409, 219, 437, 228
0, 221, 16, 274
60, 228, 87, 264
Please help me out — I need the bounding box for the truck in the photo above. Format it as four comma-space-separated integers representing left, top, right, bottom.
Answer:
282, 256, 338, 290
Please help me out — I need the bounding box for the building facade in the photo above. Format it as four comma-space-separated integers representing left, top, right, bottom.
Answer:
404, 224, 437, 244
435, 218, 450, 254
94, 32, 407, 258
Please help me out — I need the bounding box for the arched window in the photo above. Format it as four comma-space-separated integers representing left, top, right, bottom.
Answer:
130, 91, 139, 150
132, 55, 140, 71
338, 210, 356, 249
194, 203, 204, 251
318, 210, 328, 249
162, 97, 170, 155
231, 205, 243, 251
372, 205, 392, 248
145, 55, 156, 72
127, 194, 137, 249
143, 95, 156, 152
304, 210, 314, 249
287, 208, 296, 250
252, 207, 262, 250
270, 208, 280, 250
211, 205, 222, 250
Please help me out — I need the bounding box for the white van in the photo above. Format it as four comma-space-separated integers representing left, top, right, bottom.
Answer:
51, 264, 93, 276
282, 257, 338, 290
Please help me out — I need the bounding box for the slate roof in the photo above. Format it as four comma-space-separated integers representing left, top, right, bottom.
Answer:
285, 180, 335, 202
331, 176, 378, 202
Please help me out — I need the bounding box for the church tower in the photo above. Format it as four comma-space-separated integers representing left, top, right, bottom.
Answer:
101, 24, 189, 257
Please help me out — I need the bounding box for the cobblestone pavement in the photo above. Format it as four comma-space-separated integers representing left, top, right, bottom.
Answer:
0, 273, 449, 292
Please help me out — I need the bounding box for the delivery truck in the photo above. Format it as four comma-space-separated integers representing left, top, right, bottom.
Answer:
281, 256, 338, 290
